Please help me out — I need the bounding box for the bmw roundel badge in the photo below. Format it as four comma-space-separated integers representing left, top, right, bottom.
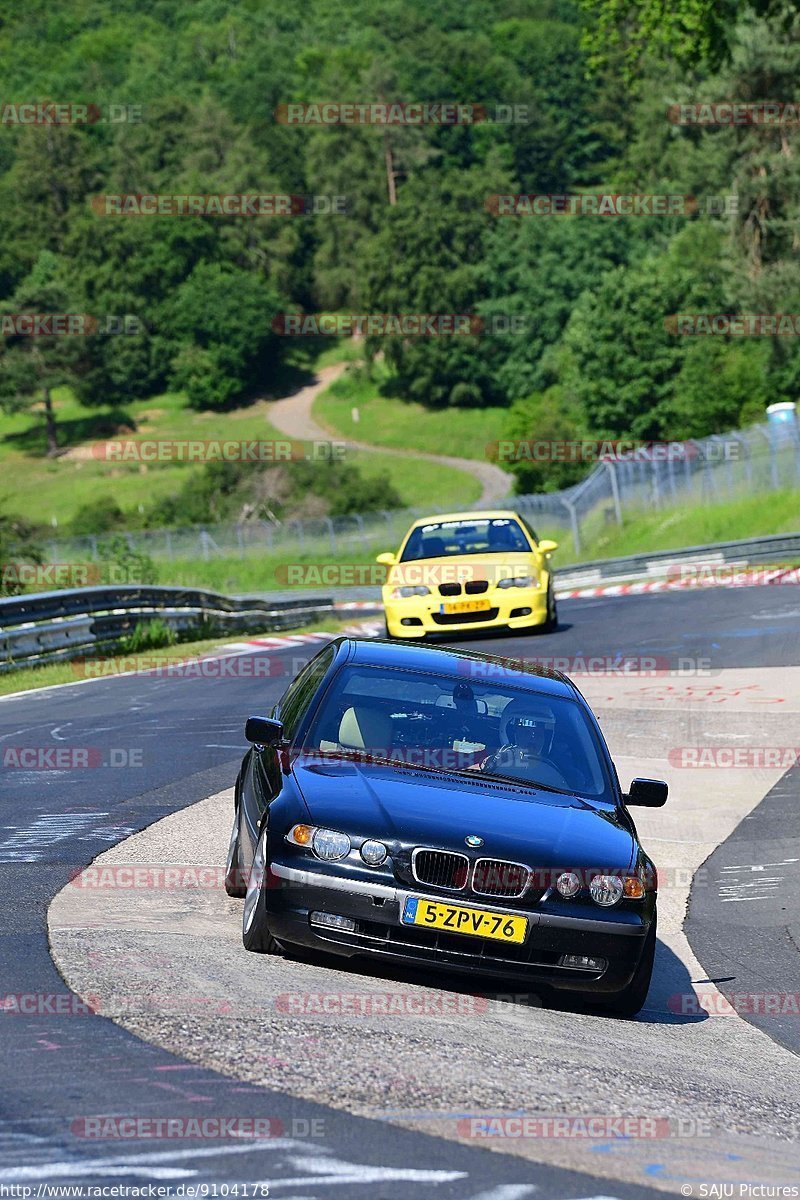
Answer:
465, 835, 484, 848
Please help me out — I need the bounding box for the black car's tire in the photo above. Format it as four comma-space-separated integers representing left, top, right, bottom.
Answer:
242, 827, 283, 954
224, 805, 246, 898
543, 582, 558, 632
600, 913, 657, 1018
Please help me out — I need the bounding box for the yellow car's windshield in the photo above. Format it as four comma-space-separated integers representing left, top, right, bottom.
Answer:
400, 517, 532, 561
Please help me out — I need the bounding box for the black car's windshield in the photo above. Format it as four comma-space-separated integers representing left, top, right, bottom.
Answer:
302, 664, 614, 802
400, 517, 531, 562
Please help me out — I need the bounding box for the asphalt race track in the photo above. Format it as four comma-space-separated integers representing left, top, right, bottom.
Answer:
3, 585, 800, 1196
686, 760, 800, 1055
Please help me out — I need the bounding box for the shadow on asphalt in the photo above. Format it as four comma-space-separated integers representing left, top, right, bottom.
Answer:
280, 931, 707, 1027
429, 621, 575, 647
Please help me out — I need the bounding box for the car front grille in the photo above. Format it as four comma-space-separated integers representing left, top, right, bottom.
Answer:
412, 848, 469, 890
410, 849, 533, 899
472, 858, 530, 898
432, 608, 499, 625
436, 581, 490, 597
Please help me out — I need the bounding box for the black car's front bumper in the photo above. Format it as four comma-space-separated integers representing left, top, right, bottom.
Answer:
264, 859, 651, 995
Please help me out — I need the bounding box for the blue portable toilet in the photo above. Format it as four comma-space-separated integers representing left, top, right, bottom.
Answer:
766, 401, 798, 431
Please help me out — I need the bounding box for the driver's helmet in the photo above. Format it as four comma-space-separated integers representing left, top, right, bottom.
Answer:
488, 522, 516, 551
499, 697, 556, 755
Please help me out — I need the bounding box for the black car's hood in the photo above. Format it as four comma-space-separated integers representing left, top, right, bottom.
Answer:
292, 758, 635, 871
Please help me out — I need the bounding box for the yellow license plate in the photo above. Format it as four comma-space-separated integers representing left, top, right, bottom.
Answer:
402, 897, 528, 944
441, 599, 492, 614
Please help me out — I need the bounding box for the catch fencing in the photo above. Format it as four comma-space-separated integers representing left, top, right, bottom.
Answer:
39, 418, 800, 560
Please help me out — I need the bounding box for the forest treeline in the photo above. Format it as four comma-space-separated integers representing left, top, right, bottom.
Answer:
1, 0, 799, 492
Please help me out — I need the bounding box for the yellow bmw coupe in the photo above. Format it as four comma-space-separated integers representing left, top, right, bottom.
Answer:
378, 510, 559, 640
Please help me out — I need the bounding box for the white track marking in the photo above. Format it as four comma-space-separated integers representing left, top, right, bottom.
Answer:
1, 1141, 467, 1189
462, 1187, 540, 1200
0, 814, 104, 861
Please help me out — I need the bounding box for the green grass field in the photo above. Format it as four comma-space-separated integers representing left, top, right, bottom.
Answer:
0, 346, 480, 527
314, 361, 508, 461
145, 487, 800, 593
4, 338, 799, 589
551, 487, 800, 566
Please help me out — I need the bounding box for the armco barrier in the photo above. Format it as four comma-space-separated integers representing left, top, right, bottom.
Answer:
552, 530, 800, 589
0, 586, 333, 672
299, 530, 800, 612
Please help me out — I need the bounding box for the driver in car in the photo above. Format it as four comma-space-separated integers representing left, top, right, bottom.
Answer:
478, 697, 570, 789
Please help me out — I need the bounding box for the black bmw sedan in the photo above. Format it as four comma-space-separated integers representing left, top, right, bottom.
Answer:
226, 637, 667, 1016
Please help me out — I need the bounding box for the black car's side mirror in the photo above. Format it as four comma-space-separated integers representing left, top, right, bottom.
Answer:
245, 716, 284, 746
625, 777, 668, 807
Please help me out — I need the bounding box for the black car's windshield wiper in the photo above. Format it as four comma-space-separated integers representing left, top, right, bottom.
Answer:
477, 769, 572, 795
301, 749, 583, 796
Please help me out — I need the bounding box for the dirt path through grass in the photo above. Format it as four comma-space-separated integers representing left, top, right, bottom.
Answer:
268, 361, 514, 506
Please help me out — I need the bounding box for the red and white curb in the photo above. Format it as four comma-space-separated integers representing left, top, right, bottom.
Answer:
555, 565, 800, 600
333, 566, 800, 607
242, 619, 381, 652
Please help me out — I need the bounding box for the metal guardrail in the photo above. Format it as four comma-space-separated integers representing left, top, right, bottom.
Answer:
0, 585, 333, 673
249, 531, 800, 611
552, 530, 800, 589
2, 530, 798, 673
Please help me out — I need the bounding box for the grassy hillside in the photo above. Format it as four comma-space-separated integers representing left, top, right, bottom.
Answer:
0, 379, 480, 529
314, 363, 508, 462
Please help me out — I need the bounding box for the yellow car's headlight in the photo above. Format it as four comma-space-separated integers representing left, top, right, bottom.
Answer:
390, 585, 431, 599
496, 575, 538, 589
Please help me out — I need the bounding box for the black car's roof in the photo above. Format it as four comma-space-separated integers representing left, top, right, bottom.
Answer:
332, 637, 579, 700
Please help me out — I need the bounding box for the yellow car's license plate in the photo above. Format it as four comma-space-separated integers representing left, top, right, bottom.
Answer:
441, 599, 492, 614
401, 896, 528, 944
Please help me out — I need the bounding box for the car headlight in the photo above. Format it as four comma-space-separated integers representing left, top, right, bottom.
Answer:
556, 871, 581, 898
360, 839, 388, 865
589, 874, 624, 907
286, 824, 352, 860
311, 828, 351, 861
390, 585, 430, 599
286, 825, 388, 866
497, 575, 537, 589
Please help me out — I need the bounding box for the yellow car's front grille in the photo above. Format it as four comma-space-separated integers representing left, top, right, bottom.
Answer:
436, 580, 490, 597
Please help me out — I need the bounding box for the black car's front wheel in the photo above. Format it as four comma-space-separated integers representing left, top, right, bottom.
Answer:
242, 827, 282, 954
600, 912, 657, 1018
224, 805, 246, 898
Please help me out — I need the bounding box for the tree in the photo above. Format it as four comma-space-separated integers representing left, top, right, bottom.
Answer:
166, 262, 282, 408
578, 0, 799, 76
0, 509, 44, 596
0, 252, 87, 455
499, 386, 590, 493
559, 223, 733, 439
670, 338, 771, 436
478, 214, 663, 403
362, 155, 516, 407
